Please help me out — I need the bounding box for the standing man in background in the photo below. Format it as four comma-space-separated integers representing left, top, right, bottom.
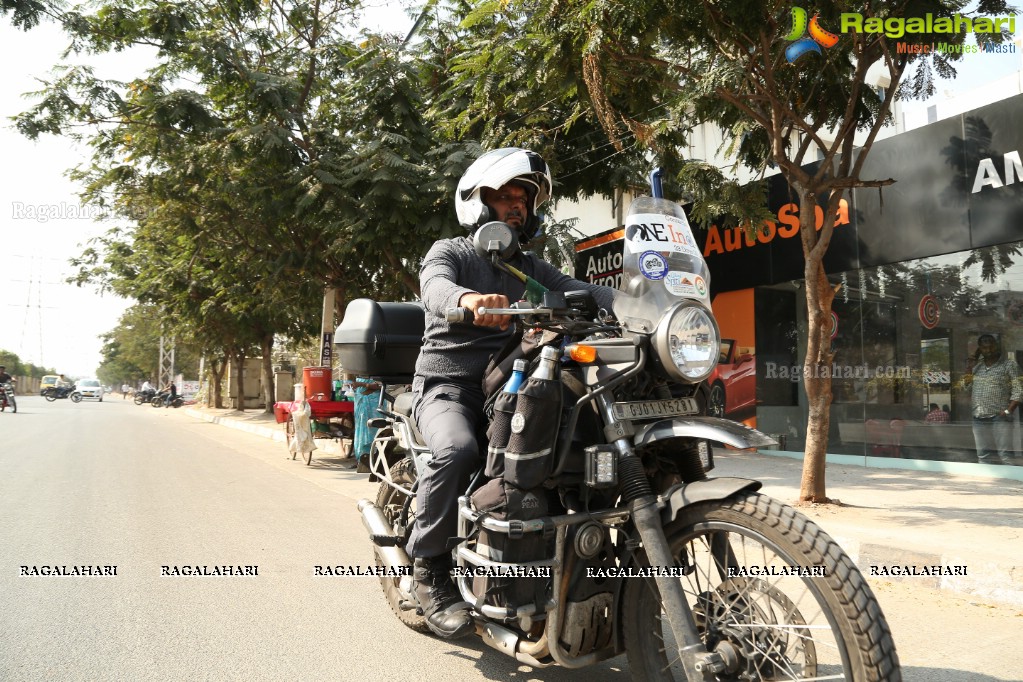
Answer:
971, 333, 1021, 465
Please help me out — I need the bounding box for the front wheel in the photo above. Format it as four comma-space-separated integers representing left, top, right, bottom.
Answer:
70, 392, 82, 403
374, 458, 427, 632
8, 395, 15, 413
621, 491, 900, 682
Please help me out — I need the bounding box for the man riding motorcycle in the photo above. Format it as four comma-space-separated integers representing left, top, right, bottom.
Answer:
0, 366, 14, 386
408, 148, 616, 639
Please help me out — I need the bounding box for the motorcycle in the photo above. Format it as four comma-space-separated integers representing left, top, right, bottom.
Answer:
345, 181, 900, 681
0, 383, 16, 413
151, 389, 183, 408
134, 388, 157, 405
42, 385, 79, 402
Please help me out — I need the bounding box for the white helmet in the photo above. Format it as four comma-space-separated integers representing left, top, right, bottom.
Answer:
455, 148, 552, 237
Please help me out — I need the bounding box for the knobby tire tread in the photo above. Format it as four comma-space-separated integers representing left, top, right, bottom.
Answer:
373, 459, 428, 632
623, 490, 900, 682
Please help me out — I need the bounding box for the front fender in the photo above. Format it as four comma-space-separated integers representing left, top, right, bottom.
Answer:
633, 416, 777, 450
658, 477, 762, 525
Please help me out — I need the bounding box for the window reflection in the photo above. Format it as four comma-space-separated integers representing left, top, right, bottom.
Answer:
755, 240, 1023, 465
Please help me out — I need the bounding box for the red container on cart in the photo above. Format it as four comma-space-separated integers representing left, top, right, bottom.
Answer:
303, 366, 333, 401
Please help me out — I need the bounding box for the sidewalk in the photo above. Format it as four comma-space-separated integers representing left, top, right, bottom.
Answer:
184, 406, 1023, 608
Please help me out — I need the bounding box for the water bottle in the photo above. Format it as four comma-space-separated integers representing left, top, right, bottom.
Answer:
504, 359, 528, 393
529, 346, 560, 381
485, 359, 528, 478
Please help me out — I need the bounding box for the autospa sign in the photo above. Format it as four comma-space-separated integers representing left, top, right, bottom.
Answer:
575, 228, 625, 289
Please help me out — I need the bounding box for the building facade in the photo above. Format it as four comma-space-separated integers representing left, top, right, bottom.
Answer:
574, 93, 1023, 469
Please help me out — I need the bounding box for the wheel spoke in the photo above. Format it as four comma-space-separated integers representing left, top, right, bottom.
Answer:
622, 493, 898, 680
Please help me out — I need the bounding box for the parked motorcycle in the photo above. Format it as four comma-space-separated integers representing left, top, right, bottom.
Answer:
42, 385, 78, 402
0, 382, 16, 413
345, 184, 900, 681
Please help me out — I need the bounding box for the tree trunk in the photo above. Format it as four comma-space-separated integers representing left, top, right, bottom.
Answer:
209, 358, 226, 409
797, 190, 841, 503
233, 349, 246, 412
261, 335, 274, 414
382, 246, 421, 298
799, 259, 836, 502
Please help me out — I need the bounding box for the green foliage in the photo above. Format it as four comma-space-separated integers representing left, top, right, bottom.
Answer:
15, 0, 484, 358
95, 304, 202, 385
0, 349, 54, 378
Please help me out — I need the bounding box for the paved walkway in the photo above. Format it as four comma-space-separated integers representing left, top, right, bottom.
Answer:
184, 406, 1023, 607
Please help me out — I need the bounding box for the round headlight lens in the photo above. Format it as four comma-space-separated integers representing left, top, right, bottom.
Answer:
656, 303, 720, 382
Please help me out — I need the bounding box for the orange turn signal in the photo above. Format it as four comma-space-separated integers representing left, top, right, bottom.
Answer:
567, 344, 597, 363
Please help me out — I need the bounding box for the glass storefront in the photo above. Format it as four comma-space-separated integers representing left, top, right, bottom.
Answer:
754, 240, 1023, 465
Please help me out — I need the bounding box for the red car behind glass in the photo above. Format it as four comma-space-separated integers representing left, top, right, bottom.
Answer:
706, 339, 756, 418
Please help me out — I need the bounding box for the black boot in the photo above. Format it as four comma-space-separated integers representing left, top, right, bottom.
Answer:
412, 555, 474, 639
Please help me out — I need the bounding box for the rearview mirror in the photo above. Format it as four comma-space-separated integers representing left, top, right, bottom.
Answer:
472, 221, 519, 261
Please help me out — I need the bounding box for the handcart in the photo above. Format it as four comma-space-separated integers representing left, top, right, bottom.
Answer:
273, 399, 355, 464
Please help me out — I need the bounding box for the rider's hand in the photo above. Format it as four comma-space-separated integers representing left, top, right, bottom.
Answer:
458, 292, 511, 330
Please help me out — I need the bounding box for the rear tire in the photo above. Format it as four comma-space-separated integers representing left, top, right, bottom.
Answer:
44, 390, 57, 402
621, 491, 900, 682
374, 458, 427, 632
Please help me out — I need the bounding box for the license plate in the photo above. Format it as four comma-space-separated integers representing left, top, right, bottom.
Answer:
612, 398, 700, 420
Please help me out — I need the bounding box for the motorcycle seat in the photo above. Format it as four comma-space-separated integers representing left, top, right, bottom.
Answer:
393, 391, 414, 417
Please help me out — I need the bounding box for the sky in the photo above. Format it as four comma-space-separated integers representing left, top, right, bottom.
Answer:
0, 4, 1020, 378
0, 4, 416, 379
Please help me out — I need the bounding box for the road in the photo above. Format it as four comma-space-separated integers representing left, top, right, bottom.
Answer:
1, 396, 1020, 681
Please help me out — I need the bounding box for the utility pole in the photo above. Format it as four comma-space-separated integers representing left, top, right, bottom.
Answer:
319, 287, 336, 368
159, 335, 176, 387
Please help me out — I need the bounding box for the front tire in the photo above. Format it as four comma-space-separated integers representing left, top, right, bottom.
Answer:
9, 396, 15, 413
70, 392, 82, 403
374, 459, 427, 632
622, 491, 900, 682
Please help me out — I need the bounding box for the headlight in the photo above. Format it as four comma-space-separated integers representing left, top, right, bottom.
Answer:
653, 302, 720, 383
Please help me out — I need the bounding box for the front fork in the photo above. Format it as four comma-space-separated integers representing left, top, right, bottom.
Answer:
595, 395, 725, 680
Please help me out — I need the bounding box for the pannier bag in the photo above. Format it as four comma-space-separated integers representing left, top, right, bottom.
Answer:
469, 479, 550, 610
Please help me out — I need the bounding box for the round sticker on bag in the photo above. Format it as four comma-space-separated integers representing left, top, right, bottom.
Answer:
639, 251, 668, 280
511, 412, 525, 433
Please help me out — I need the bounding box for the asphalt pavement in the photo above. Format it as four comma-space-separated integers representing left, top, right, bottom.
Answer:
185, 405, 1023, 609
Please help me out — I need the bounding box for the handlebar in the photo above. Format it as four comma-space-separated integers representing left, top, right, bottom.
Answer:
445, 307, 475, 324
445, 306, 552, 323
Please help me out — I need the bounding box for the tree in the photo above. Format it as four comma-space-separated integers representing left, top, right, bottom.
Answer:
456, 0, 1015, 502
14, 1, 483, 410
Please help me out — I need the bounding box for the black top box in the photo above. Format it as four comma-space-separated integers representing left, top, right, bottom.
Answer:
335, 299, 425, 382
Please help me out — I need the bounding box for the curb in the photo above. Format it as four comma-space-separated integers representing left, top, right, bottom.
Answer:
183, 408, 346, 456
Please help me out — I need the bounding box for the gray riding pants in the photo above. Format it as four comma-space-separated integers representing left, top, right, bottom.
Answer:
406, 381, 486, 559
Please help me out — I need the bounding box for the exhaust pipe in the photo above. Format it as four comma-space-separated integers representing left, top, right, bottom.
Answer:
357, 499, 413, 573
480, 622, 551, 668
